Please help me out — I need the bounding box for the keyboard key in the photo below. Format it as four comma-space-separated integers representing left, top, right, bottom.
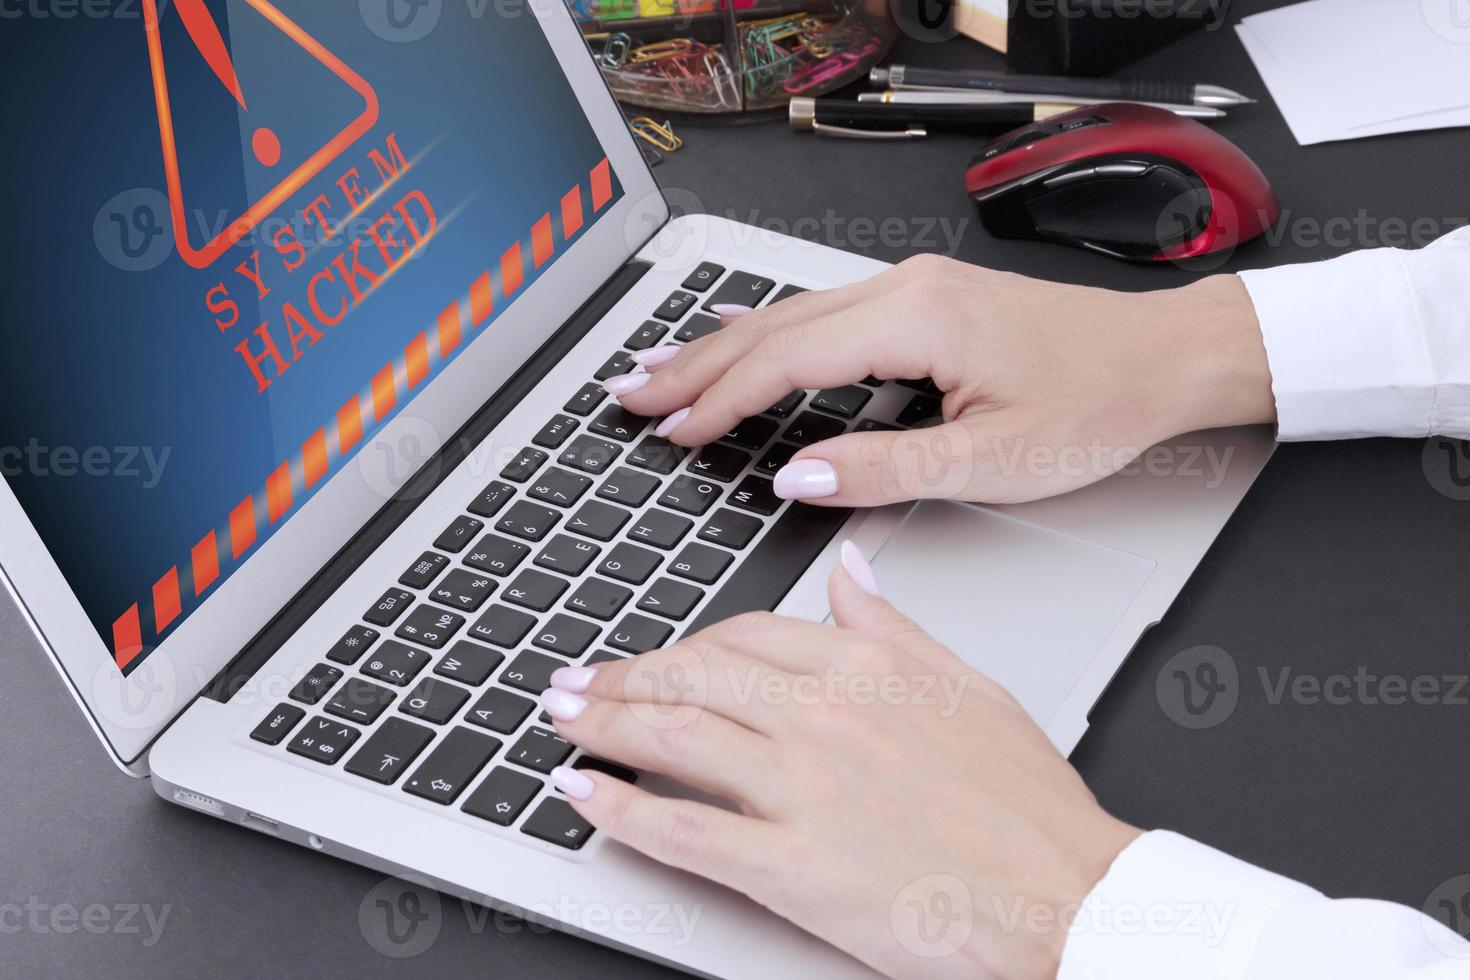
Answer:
702, 271, 774, 311
860, 375, 883, 387
434, 641, 504, 686
534, 534, 601, 576
598, 542, 663, 585
429, 568, 496, 612
607, 613, 674, 653
467, 480, 516, 518
532, 414, 579, 450
597, 466, 661, 507
637, 578, 704, 621
593, 351, 636, 381
401, 677, 472, 725
403, 726, 499, 805
364, 588, 414, 627
433, 515, 484, 554
783, 411, 845, 446
669, 543, 734, 585
688, 444, 750, 482
657, 475, 721, 516
652, 290, 698, 322
394, 605, 466, 649
728, 476, 783, 516
588, 405, 645, 442
565, 578, 634, 621
463, 767, 542, 826
521, 797, 594, 850
498, 650, 562, 695
765, 391, 804, 419
723, 416, 779, 451
362, 639, 433, 686
466, 686, 536, 733
755, 442, 798, 476
502, 569, 569, 612
496, 500, 560, 541
506, 727, 574, 774
464, 534, 531, 576
290, 663, 342, 705
326, 625, 380, 665
586, 650, 626, 666
627, 508, 693, 549
468, 604, 536, 648
532, 613, 601, 658
566, 500, 631, 541
698, 508, 763, 549
526, 467, 592, 508
625, 320, 669, 350
564, 381, 608, 417
559, 434, 622, 475
627, 436, 685, 474
896, 377, 941, 395
681, 260, 725, 292
855, 419, 899, 432
345, 718, 434, 785
897, 394, 942, 427
811, 385, 872, 419
770, 283, 807, 303
287, 717, 360, 765
399, 551, 449, 589
325, 677, 397, 724
250, 703, 305, 745
674, 314, 721, 343
500, 447, 549, 483
574, 755, 639, 784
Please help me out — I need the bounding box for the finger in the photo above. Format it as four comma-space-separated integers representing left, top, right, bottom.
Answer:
695, 610, 877, 675
548, 695, 780, 814
554, 768, 780, 894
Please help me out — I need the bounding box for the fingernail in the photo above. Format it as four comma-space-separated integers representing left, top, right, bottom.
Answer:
551, 766, 595, 801
550, 665, 598, 693
601, 372, 651, 396
631, 346, 679, 369
840, 539, 881, 596
540, 688, 588, 721
655, 407, 691, 438
710, 304, 754, 318
773, 459, 838, 500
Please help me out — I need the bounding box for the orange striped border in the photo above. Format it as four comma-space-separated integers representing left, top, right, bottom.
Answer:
110, 158, 616, 670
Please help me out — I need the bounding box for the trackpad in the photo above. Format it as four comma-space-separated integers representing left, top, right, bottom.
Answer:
865, 501, 1156, 727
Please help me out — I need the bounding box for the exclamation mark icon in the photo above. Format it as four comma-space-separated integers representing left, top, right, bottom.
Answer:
174, 0, 280, 167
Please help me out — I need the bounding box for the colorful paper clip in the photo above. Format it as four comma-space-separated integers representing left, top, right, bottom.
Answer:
599, 32, 632, 68
629, 116, 684, 152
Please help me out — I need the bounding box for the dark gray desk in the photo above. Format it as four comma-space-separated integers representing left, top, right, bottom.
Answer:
6, 5, 1470, 976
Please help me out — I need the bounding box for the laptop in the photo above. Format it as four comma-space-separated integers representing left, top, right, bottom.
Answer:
0, 2, 1273, 976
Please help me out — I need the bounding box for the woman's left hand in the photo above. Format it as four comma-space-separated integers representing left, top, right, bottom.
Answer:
538, 547, 1142, 979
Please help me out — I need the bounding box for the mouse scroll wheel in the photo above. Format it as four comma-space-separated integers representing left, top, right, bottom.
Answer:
1042, 161, 1151, 188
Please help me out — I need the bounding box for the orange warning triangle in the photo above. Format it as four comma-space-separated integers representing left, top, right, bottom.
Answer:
143, 0, 379, 270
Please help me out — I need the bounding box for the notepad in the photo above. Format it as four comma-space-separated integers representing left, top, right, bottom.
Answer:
1237, 0, 1470, 145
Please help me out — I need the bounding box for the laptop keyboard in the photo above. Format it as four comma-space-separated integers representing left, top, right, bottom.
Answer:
247, 264, 941, 854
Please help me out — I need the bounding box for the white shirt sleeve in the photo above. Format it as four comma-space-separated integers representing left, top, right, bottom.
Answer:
1238, 225, 1470, 441
1058, 830, 1470, 979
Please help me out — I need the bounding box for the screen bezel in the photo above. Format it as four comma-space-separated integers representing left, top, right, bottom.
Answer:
0, 0, 666, 771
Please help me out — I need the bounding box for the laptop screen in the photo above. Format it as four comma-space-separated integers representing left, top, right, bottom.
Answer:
0, 1, 624, 677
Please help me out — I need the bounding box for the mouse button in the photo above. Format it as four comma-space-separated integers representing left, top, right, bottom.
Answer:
1010, 127, 1054, 148
1092, 161, 1150, 177
1041, 166, 1099, 189
1058, 115, 1109, 132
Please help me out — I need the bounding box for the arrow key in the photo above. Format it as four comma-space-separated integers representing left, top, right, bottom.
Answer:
345, 718, 435, 785
462, 766, 542, 826
403, 726, 500, 805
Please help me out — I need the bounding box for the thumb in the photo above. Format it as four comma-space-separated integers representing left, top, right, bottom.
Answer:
775, 421, 991, 508
827, 540, 924, 641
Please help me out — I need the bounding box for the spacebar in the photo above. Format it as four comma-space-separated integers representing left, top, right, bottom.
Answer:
683, 503, 854, 636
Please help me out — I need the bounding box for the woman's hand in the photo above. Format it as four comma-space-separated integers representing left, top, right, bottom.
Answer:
603, 255, 1276, 504
538, 548, 1142, 979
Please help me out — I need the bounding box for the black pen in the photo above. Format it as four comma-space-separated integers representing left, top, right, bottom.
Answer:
870, 65, 1254, 108
788, 97, 1073, 140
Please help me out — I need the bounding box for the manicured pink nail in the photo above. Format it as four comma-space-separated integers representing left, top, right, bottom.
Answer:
773, 459, 837, 499
710, 303, 753, 318
655, 407, 691, 438
631, 346, 679, 368
550, 665, 598, 693
551, 766, 595, 801
601, 372, 651, 396
540, 688, 588, 721
839, 539, 881, 596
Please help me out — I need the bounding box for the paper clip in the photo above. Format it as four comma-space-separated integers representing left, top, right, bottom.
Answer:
629, 38, 703, 63
599, 33, 632, 69
781, 35, 880, 94
629, 116, 683, 153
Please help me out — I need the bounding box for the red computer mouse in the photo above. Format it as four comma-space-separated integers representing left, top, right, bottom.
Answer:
964, 103, 1280, 262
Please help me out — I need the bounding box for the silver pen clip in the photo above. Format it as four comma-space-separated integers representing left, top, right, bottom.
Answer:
810, 122, 927, 140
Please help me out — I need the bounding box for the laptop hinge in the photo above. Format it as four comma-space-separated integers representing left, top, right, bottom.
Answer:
201, 258, 653, 703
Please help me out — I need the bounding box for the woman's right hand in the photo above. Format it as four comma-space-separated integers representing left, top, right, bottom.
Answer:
603, 255, 1277, 506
